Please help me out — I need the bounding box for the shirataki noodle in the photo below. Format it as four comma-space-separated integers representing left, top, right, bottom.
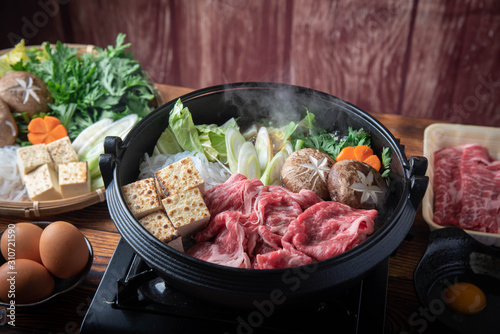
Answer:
0, 146, 29, 201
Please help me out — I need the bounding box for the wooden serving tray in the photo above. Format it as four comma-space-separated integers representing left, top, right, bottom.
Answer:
0, 43, 163, 217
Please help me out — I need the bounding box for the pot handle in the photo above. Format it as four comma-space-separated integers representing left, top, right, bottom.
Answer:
408, 156, 429, 210
99, 136, 123, 188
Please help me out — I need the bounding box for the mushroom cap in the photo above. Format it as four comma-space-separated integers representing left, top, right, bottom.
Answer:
0, 71, 52, 118
281, 148, 335, 200
0, 99, 17, 147
328, 159, 388, 209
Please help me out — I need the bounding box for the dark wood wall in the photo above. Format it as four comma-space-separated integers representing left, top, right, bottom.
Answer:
1, 0, 499, 127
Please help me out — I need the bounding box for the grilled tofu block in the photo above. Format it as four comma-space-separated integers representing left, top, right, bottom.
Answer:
59, 161, 90, 198
24, 164, 62, 201
121, 177, 162, 219
17, 144, 53, 176
161, 187, 210, 239
139, 211, 184, 252
154, 157, 205, 198
47, 136, 79, 168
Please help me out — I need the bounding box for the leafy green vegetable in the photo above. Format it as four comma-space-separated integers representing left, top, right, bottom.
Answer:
154, 127, 182, 156
197, 118, 238, 162
290, 108, 393, 177
168, 99, 204, 155
381, 147, 392, 178
297, 107, 316, 132
293, 126, 370, 159
17, 33, 155, 140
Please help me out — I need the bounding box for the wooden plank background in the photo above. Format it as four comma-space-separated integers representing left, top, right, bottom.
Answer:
1, 0, 499, 127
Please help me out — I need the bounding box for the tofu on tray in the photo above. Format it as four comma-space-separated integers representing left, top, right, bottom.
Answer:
121, 157, 211, 251
16, 136, 91, 201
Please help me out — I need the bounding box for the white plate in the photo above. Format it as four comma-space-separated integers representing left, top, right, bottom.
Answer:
422, 123, 500, 247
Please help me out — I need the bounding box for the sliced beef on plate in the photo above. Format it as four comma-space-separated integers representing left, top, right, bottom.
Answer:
433, 145, 464, 226
433, 144, 500, 233
282, 201, 376, 262
458, 145, 500, 233
187, 211, 252, 268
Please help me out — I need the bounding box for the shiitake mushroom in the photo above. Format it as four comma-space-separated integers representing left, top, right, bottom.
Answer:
0, 99, 17, 147
327, 159, 388, 210
281, 148, 335, 200
0, 71, 52, 118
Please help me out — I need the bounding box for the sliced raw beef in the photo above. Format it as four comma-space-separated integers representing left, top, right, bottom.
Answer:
254, 191, 304, 236
250, 190, 305, 257
458, 145, 500, 233
282, 201, 376, 261
433, 144, 500, 233
254, 249, 312, 269
433, 145, 464, 226
204, 173, 264, 217
190, 174, 375, 268
187, 211, 251, 268
265, 185, 323, 210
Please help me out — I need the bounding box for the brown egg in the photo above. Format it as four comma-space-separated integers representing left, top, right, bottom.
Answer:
39, 221, 89, 279
0, 259, 54, 304
1, 223, 43, 263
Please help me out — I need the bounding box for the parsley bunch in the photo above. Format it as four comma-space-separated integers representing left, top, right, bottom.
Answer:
16, 33, 155, 140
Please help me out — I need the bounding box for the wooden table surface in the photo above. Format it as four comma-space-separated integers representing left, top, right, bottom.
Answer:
0, 84, 454, 333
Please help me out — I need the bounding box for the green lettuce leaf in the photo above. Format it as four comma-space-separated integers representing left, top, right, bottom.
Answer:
196, 117, 238, 162
168, 99, 204, 155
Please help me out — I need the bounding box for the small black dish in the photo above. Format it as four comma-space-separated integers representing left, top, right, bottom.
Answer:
414, 227, 500, 334
0, 221, 93, 307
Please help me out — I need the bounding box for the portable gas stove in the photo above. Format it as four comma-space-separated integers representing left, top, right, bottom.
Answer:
81, 238, 389, 333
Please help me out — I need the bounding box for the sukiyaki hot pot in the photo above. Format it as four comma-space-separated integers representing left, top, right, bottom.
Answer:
100, 82, 428, 309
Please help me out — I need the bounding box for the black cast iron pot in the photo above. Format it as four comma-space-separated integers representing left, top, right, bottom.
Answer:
99, 82, 428, 309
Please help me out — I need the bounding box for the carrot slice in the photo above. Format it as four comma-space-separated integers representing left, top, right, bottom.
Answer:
27, 117, 47, 134
46, 124, 68, 143
363, 154, 382, 171
43, 115, 61, 131
354, 145, 373, 162
27, 116, 68, 145
336, 146, 356, 161
27, 132, 47, 145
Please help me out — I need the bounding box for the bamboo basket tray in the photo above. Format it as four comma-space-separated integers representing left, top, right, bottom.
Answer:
0, 43, 161, 217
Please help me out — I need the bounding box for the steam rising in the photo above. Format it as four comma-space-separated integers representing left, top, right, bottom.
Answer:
221, 83, 309, 128
218, 82, 362, 136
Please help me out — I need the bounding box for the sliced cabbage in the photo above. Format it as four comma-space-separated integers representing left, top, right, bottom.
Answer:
169, 99, 204, 155
154, 127, 182, 155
